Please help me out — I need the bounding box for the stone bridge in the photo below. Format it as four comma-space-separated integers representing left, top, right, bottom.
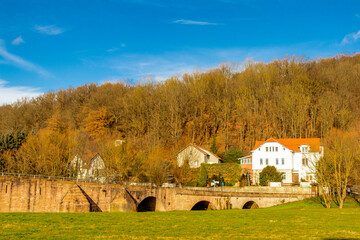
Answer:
0, 176, 316, 212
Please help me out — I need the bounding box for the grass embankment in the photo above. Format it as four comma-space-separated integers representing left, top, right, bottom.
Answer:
1, 198, 360, 240
270, 196, 360, 209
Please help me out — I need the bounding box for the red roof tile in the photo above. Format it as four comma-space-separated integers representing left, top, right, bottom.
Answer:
251, 138, 321, 152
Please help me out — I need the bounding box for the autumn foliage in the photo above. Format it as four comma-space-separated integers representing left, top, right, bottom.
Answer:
0, 54, 360, 184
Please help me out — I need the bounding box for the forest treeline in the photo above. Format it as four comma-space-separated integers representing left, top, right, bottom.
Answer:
0, 54, 360, 182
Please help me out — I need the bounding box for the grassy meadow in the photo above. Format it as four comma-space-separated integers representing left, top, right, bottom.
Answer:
1, 197, 360, 240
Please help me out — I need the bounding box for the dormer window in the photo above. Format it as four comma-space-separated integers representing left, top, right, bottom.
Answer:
301, 146, 309, 152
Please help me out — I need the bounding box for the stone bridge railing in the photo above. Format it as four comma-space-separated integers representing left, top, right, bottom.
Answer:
0, 172, 317, 196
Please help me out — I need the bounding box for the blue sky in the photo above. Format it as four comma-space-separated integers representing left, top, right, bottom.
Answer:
1, 0, 360, 104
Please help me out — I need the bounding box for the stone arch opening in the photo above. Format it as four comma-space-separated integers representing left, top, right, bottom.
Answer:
137, 197, 156, 212
191, 200, 211, 210
242, 201, 259, 209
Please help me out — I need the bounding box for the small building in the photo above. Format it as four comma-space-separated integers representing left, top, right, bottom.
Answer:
69, 153, 106, 182
239, 155, 253, 182
251, 138, 323, 185
177, 144, 222, 168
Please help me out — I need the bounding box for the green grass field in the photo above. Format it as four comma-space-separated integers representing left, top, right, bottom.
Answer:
1, 197, 360, 240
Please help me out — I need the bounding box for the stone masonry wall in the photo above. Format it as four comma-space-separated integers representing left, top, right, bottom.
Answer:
0, 176, 314, 212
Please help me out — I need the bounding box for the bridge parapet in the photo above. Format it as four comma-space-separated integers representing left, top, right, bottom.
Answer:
0, 176, 316, 213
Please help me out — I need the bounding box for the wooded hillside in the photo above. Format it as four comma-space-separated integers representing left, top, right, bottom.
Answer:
1, 54, 360, 181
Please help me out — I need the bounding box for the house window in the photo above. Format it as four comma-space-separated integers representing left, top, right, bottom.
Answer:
259, 148, 261, 151
266, 158, 269, 165
302, 158, 308, 166
266, 147, 268, 152
283, 147, 285, 151
194, 160, 199, 167
282, 173, 286, 180
260, 158, 263, 165
276, 158, 279, 165
305, 174, 313, 181
282, 158, 285, 165
272, 147, 274, 152
275, 147, 278, 152
302, 146, 309, 152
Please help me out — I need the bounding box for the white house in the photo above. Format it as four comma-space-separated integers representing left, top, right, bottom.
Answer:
70, 153, 106, 182
251, 138, 323, 185
177, 144, 222, 168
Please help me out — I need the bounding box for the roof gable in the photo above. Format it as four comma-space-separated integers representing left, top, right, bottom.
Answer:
252, 138, 321, 152
178, 144, 221, 160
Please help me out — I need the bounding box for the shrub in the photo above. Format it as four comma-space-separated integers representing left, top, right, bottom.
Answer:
198, 164, 208, 187
259, 166, 282, 186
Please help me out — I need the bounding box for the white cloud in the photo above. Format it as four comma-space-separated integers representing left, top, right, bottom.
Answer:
173, 19, 220, 26
11, 36, 25, 45
86, 42, 340, 84
0, 40, 52, 77
341, 30, 360, 45
0, 79, 42, 105
107, 43, 126, 52
107, 48, 120, 52
34, 25, 64, 35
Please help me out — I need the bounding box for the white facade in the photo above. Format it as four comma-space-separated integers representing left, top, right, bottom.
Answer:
251, 138, 323, 185
177, 144, 221, 168
70, 153, 106, 181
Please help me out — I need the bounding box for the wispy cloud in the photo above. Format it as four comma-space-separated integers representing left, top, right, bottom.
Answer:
95, 42, 338, 82
121, 0, 165, 8
107, 43, 126, 52
0, 40, 52, 77
11, 36, 25, 45
173, 19, 220, 26
341, 30, 360, 45
34, 25, 64, 35
0, 79, 42, 105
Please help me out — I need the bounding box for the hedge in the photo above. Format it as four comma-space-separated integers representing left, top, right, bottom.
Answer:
183, 163, 242, 186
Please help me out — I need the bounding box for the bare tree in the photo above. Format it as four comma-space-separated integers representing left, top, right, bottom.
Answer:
320, 130, 360, 208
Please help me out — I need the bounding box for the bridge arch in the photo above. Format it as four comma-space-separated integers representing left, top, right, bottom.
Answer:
191, 200, 211, 210
137, 196, 156, 212
242, 201, 259, 209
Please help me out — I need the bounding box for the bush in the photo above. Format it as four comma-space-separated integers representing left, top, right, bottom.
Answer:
259, 166, 282, 186
198, 164, 208, 187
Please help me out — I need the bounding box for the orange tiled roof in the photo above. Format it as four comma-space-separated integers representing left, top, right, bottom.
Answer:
251, 138, 321, 152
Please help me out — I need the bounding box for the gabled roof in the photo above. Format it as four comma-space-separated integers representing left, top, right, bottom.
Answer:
251, 138, 321, 152
179, 144, 222, 160
239, 155, 252, 160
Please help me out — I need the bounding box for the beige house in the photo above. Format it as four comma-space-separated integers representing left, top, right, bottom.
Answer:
177, 144, 222, 168
70, 153, 106, 182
